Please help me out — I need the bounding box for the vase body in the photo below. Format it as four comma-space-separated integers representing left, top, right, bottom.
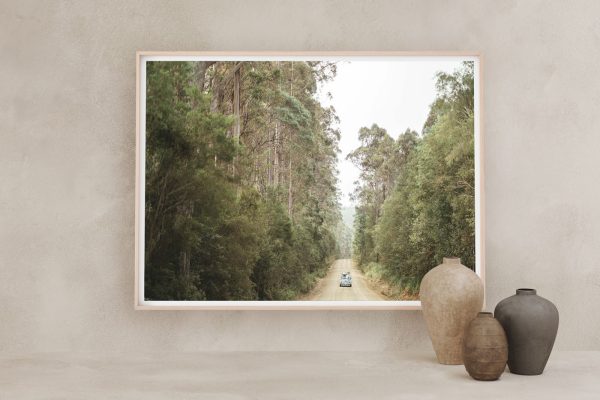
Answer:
420, 257, 484, 365
494, 289, 559, 375
463, 312, 508, 380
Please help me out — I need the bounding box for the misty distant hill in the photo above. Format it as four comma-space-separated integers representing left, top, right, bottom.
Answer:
341, 206, 355, 232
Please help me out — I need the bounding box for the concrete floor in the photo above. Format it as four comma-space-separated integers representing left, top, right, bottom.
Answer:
1, 351, 598, 399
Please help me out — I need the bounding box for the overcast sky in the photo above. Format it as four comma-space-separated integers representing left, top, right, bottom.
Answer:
317, 60, 463, 208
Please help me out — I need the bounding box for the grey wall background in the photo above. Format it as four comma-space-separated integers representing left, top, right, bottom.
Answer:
1, 0, 599, 353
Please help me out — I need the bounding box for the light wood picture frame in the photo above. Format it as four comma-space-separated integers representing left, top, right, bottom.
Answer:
134, 51, 485, 310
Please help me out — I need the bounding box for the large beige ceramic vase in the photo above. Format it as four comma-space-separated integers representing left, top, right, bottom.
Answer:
420, 257, 484, 365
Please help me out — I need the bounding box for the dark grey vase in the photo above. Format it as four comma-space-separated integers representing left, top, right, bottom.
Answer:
494, 289, 559, 375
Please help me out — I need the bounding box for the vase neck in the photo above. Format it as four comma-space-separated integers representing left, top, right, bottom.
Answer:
443, 257, 461, 265
516, 288, 537, 295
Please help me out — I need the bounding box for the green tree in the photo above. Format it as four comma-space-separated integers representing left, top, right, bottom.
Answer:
145, 60, 342, 300
350, 62, 475, 298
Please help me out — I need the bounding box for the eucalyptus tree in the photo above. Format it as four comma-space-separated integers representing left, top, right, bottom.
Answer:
350, 62, 475, 297
144, 60, 342, 300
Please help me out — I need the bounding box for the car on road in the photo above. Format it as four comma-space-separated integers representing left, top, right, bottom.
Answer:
339, 273, 352, 287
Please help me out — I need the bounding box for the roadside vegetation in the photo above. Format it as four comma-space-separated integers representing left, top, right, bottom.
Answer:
144, 61, 343, 300
349, 62, 476, 299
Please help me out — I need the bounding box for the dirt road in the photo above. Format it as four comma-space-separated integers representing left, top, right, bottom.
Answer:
306, 258, 387, 301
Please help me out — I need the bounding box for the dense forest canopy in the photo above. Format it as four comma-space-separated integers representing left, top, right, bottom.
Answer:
145, 61, 344, 300
144, 59, 476, 301
349, 61, 475, 298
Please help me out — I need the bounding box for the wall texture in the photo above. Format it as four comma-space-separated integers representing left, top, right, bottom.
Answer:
1, 0, 599, 353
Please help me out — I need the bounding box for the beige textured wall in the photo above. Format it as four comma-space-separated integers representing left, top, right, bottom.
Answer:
1, 0, 599, 353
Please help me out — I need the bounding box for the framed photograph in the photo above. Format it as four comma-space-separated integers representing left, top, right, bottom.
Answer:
135, 52, 483, 310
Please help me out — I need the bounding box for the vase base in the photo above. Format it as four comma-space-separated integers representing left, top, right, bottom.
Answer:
436, 355, 463, 365
469, 375, 501, 381
508, 369, 544, 376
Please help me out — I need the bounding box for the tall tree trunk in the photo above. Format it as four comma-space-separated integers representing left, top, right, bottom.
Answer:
196, 61, 216, 92
210, 63, 221, 113
267, 127, 272, 185
288, 155, 293, 220
210, 63, 221, 167
273, 61, 281, 187
232, 65, 241, 177
287, 61, 294, 219
178, 202, 193, 279
177, 61, 216, 282
233, 66, 241, 144
273, 121, 279, 186
290, 61, 294, 93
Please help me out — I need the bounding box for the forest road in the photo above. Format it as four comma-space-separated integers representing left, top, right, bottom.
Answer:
306, 258, 387, 301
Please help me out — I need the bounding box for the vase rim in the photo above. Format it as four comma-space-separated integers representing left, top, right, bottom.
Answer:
443, 257, 461, 265
516, 288, 537, 295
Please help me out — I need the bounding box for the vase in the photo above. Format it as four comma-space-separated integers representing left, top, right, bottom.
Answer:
494, 288, 559, 375
463, 312, 508, 380
420, 257, 484, 365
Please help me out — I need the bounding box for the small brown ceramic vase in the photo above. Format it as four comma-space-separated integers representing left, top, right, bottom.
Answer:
463, 312, 508, 381
420, 257, 484, 365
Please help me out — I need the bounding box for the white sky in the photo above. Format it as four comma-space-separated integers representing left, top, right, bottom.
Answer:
317, 60, 463, 207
